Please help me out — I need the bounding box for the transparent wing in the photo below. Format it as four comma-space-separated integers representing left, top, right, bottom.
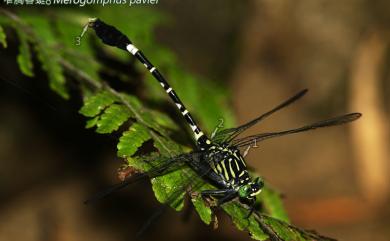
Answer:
213, 89, 308, 143
135, 172, 206, 237
233, 113, 361, 147
135, 152, 210, 237
84, 152, 199, 204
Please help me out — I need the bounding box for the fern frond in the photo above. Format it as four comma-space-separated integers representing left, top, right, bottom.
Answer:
16, 29, 33, 77
117, 123, 151, 158
85, 116, 100, 129
0, 11, 69, 99
38, 49, 68, 99
223, 202, 269, 240
0, 24, 6, 48
79, 91, 118, 117
95, 104, 132, 134
191, 190, 213, 225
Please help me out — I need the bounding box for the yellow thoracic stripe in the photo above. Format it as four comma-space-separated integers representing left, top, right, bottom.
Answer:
216, 163, 223, 173
221, 160, 230, 180
239, 157, 246, 167
229, 159, 236, 178
234, 158, 240, 171
210, 162, 218, 173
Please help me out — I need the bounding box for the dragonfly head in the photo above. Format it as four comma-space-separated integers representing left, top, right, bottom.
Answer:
238, 177, 264, 200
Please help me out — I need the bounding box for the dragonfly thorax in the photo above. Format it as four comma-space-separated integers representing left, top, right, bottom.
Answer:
206, 143, 260, 194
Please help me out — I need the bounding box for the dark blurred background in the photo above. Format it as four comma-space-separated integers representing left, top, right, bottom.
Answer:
1, 0, 390, 240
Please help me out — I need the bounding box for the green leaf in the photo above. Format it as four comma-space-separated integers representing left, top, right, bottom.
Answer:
127, 151, 191, 211
223, 204, 334, 241
149, 110, 179, 132
259, 186, 290, 222
151, 167, 201, 212
16, 30, 34, 77
96, 104, 132, 134
149, 137, 188, 211
85, 116, 99, 129
151, 169, 187, 211
114, 93, 174, 137
36, 44, 69, 99
20, 15, 56, 44
127, 147, 192, 212
0, 25, 7, 48
140, 111, 170, 137
262, 216, 306, 241
117, 123, 151, 158
121, 94, 143, 110
126, 152, 160, 172
153, 135, 183, 156
19, 15, 69, 99
191, 189, 213, 225
79, 91, 118, 117
223, 202, 269, 241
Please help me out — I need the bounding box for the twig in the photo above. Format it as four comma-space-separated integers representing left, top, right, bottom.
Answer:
58, 58, 102, 89
253, 211, 337, 241
252, 211, 282, 241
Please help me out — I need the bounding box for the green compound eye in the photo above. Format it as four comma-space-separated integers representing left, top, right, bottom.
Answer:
238, 185, 251, 198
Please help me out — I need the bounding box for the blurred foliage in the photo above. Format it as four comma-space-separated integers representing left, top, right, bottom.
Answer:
0, 7, 335, 241
0, 25, 6, 47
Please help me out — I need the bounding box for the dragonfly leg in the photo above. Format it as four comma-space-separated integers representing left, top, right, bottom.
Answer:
244, 198, 256, 218
201, 189, 237, 206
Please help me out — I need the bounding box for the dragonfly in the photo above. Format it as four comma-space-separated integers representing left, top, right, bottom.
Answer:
82, 18, 361, 219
